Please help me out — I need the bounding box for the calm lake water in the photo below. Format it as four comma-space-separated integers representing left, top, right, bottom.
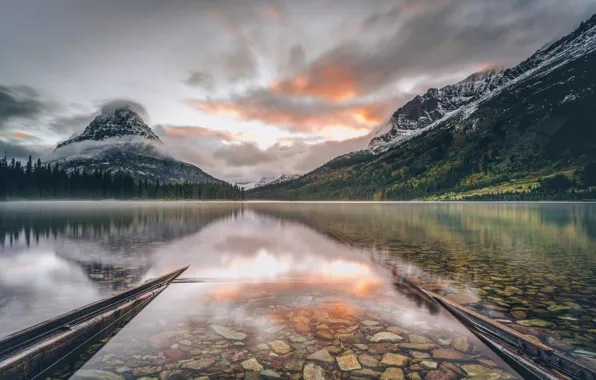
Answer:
1, 201, 595, 377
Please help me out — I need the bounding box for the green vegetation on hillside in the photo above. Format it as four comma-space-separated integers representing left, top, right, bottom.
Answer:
250, 48, 596, 201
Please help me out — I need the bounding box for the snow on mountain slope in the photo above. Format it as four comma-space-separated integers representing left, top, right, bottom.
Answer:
369, 68, 506, 147
370, 14, 596, 151
49, 107, 222, 183
56, 108, 159, 148
237, 174, 300, 190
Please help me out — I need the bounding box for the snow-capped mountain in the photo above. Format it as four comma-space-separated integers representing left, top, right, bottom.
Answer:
49, 107, 222, 183
369, 68, 506, 146
56, 108, 160, 148
370, 14, 596, 149
250, 13, 596, 201
238, 174, 300, 190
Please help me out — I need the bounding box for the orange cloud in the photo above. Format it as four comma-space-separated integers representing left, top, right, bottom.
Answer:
15, 131, 36, 139
162, 126, 234, 140
189, 97, 389, 139
0, 131, 40, 140
264, 5, 281, 20
271, 63, 359, 102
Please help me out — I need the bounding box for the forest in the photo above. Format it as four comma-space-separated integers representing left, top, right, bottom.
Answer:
0, 155, 245, 200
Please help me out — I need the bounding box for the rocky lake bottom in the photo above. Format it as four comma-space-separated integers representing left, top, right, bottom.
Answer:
56, 279, 521, 380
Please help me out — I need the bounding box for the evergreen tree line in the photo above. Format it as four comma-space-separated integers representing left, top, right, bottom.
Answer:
0, 155, 245, 200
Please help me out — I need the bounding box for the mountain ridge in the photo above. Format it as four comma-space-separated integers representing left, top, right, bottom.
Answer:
369, 13, 596, 151
250, 14, 596, 200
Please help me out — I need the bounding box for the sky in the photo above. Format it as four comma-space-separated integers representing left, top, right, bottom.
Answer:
1, 0, 596, 183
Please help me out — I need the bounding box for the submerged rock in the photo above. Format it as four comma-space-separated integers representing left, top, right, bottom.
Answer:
303, 363, 326, 380
445, 292, 481, 305
181, 358, 215, 371
241, 358, 263, 371
380, 367, 404, 380
269, 340, 292, 355
336, 354, 361, 371
71, 370, 124, 380
132, 366, 161, 376
397, 343, 437, 351
516, 319, 553, 328
379, 353, 409, 367
431, 349, 470, 361
408, 335, 430, 344
420, 361, 438, 370
370, 332, 403, 343
451, 337, 469, 352
358, 354, 379, 368
362, 320, 380, 326
352, 368, 382, 379
307, 348, 335, 363
462, 364, 513, 378
210, 325, 247, 340
261, 369, 282, 379
283, 357, 305, 371
315, 328, 335, 340
425, 368, 457, 380
547, 305, 571, 312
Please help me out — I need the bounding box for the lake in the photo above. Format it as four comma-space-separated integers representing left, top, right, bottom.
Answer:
1, 201, 595, 377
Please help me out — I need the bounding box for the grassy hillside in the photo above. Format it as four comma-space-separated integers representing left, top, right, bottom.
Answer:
250, 49, 596, 201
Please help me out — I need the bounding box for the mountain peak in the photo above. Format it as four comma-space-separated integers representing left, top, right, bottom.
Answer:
460, 66, 504, 83
369, 13, 596, 149
368, 67, 507, 147
56, 106, 160, 149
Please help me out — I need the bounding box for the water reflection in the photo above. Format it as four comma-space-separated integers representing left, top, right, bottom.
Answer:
249, 202, 596, 366
0, 202, 242, 336
1, 201, 595, 369
144, 212, 376, 282
62, 214, 519, 380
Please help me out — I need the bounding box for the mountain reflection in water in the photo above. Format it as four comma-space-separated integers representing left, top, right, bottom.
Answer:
60, 213, 520, 379
1, 201, 595, 371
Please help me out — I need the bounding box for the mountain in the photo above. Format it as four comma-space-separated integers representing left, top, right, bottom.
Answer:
56, 108, 160, 148
250, 14, 596, 200
238, 174, 300, 190
369, 68, 507, 147
49, 107, 222, 183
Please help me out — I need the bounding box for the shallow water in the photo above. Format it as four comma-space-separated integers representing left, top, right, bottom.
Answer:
0, 201, 595, 376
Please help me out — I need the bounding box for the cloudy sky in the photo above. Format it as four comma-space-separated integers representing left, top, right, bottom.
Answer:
1, 0, 595, 183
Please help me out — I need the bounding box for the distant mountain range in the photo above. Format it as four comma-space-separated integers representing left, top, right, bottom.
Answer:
237, 174, 300, 190
49, 107, 222, 183
250, 14, 596, 200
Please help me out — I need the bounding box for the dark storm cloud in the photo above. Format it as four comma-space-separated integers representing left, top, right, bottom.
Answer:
46, 99, 149, 140
100, 99, 149, 120
185, 72, 215, 90
48, 113, 97, 138
0, 141, 50, 161
0, 86, 49, 128
274, 0, 596, 98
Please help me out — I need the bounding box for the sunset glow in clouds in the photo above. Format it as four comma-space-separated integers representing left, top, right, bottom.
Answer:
1, 0, 595, 182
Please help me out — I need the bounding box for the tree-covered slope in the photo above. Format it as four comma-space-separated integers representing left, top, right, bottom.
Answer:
250, 16, 596, 201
